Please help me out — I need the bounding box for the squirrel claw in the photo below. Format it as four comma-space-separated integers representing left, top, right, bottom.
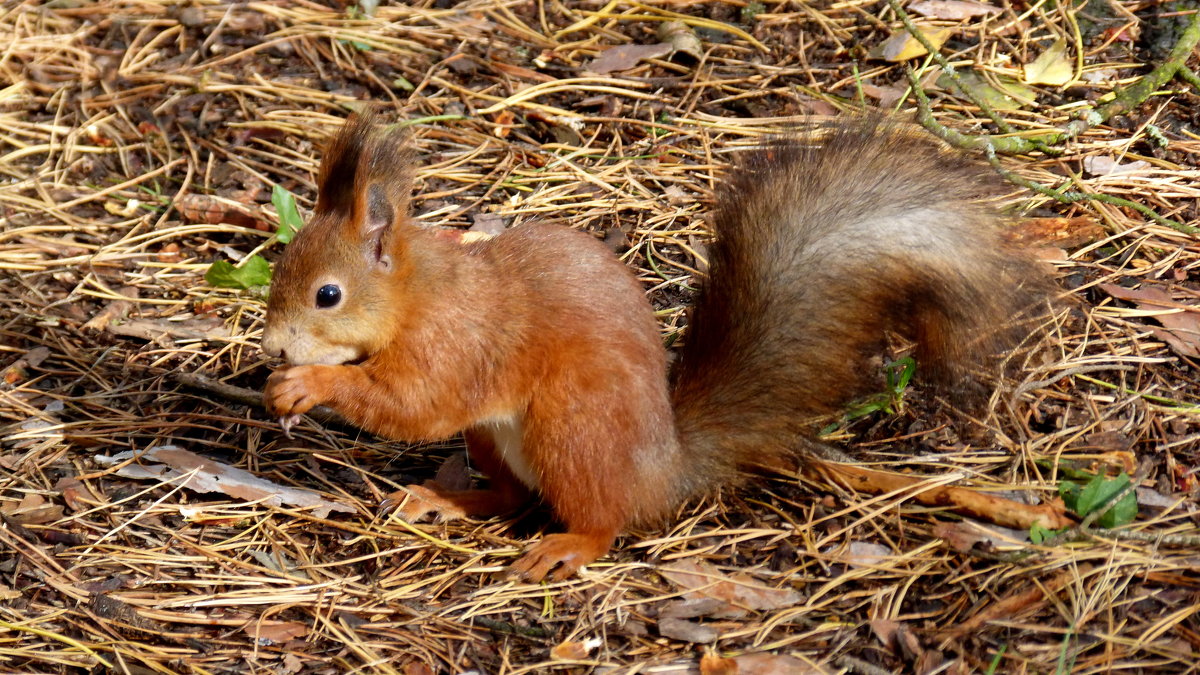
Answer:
278, 414, 301, 438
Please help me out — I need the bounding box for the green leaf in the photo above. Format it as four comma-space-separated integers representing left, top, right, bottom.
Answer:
1094, 473, 1137, 528
887, 356, 916, 392
1029, 522, 1051, 544
205, 255, 272, 290
271, 184, 304, 244
1058, 479, 1082, 512
1060, 473, 1137, 527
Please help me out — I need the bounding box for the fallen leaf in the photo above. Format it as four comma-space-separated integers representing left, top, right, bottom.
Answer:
938, 70, 1032, 110
657, 20, 702, 60
54, 476, 89, 512
432, 452, 473, 491
550, 638, 600, 660
244, 621, 308, 644
2, 493, 63, 525
933, 520, 1025, 552
837, 541, 892, 569
107, 316, 233, 344
660, 597, 728, 619
176, 193, 267, 230
870, 27, 953, 62
83, 287, 138, 332
1100, 284, 1200, 358
908, 0, 999, 19
93, 445, 356, 518
1081, 68, 1120, 83
469, 212, 507, 236
871, 618, 901, 648
205, 255, 272, 290
1083, 155, 1152, 176
1136, 487, 1178, 509
805, 459, 1075, 529
660, 560, 802, 618
1, 346, 51, 387
1023, 38, 1073, 86
281, 654, 305, 674
860, 82, 908, 108
659, 617, 718, 643
9, 399, 65, 450
732, 653, 827, 674
402, 662, 436, 675
588, 43, 673, 74
1006, 216, 1104, 248
700, 652, 738, 675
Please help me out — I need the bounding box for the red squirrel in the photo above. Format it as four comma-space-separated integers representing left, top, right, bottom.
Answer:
262, 113, 1049, 581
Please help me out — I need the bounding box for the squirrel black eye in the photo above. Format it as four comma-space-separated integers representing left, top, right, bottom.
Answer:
315, 284, 342, 308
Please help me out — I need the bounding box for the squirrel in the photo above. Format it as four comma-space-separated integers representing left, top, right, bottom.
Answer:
262, 112, 1050, 581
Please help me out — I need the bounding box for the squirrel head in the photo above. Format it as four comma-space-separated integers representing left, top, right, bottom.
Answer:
262, 112, 415, 366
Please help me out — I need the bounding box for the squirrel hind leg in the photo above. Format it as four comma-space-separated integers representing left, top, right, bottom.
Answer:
509, 531, 617, 582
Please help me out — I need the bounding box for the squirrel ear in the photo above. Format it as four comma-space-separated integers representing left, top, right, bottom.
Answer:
362, 183, 396, 270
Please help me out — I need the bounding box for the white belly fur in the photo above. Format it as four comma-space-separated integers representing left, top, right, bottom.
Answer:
481, 415, 537, 490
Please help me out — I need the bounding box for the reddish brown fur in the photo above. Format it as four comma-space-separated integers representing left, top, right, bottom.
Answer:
262, 114, 1051, 581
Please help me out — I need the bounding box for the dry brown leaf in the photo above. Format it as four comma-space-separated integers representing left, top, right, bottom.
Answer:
175, 193, 266, 230
54, 476, 89, 512
700, 652, 738, 674
657, 20, 702, 59
550, 638, 599, 660
402, 662, 436, 675
243, 621, 308, 644
588, 42, 673, 74
933, 520, 1025, 552
660, 559, 802, 618
1007, 216, 1104, 248
3, 493, 63, 525
733, 653, 827, 674
660, 597, 728, 619
1101, 283, 1200, 358
1083, 155, 1152, 176
838, 541, 891, 569
871, 618, 901, 648
939, 568, 1081, 641
93, 445, 355, 518
82, 286, 138, 332
1, 346, 51, 387
860, 82, 908, 108
659, 617, 718, 643
908, 0, 999, 19
107, 317, 232, 345
806, 459, 1075, 529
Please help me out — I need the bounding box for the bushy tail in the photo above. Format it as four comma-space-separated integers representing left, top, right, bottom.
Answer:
670, 119, 1050, 496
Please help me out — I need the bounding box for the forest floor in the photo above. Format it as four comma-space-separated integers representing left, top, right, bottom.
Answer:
1, 0, 1199, 673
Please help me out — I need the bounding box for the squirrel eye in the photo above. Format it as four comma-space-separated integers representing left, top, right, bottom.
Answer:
315, 284, 342, 309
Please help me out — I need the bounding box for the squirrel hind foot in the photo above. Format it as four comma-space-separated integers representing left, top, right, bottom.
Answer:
509, 532, 616, 582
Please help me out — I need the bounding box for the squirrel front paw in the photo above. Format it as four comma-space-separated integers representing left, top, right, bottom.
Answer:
264, 365, 334, 420
382, 483, 469, 522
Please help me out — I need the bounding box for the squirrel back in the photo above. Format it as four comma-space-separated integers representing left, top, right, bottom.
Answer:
670, 119, 1050, 497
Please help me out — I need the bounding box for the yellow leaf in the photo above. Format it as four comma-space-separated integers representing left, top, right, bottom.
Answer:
869, 27, 953, 62
1023, 38, 1073, 86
